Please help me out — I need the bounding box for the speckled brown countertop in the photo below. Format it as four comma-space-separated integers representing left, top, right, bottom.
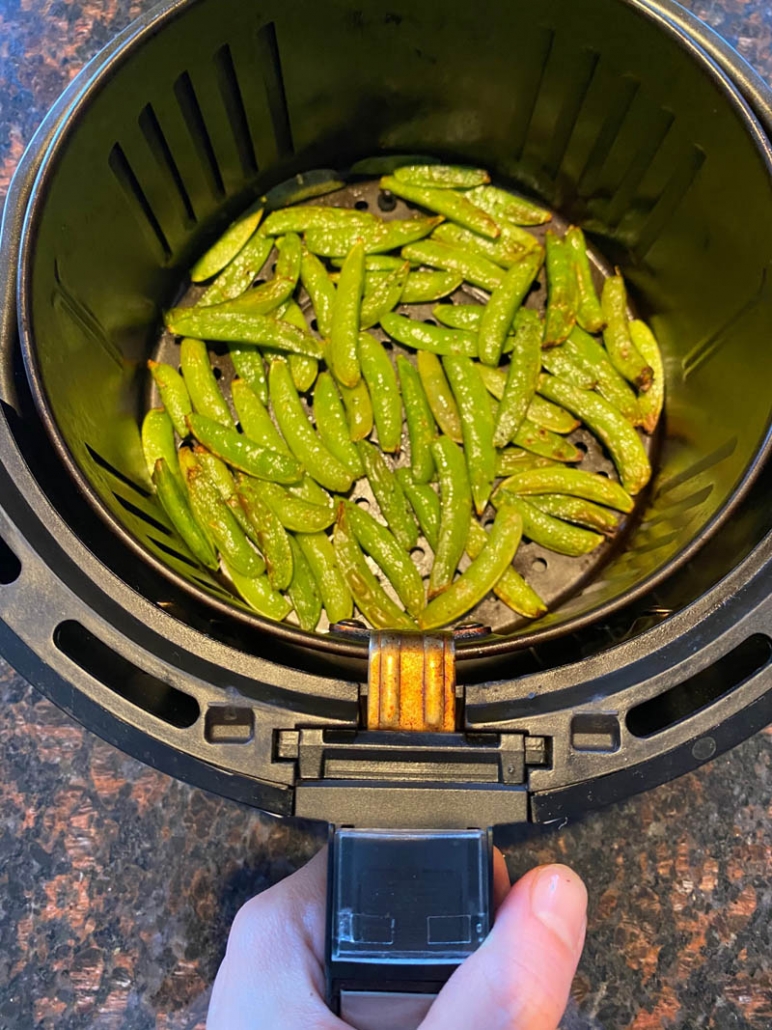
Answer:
0, 1, 771, 1027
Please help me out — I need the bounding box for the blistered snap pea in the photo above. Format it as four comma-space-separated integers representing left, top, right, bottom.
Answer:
313, 372, 365, 477
395, 469, 441, 552
193, 446, 258, 543
230, 379, 289, 456
237, 479, 294, 591
494, 494, 602, 557
380, 176, 500, 238
262, 206, 373, 236
465, 518, 546, 619
565, 227, 604, 334
478, 249, 544, 366
396, 355, 436, 484
442, 356, 496, 515
629, 320, 664, 434
142, 408, 180, 486
416, 351, 463, 443
432, 303, 484, 331
432, 221, 537, 268
187, 413, 303, 484
401, 240, 504, 292
339, 377, 374, 442
394, 164, 491, 189
225, 562, 292, 621
190, 201, 264, 282
492, 307, 542, 447
148, 361, 192, 438
399, 270, 463, 304
381, 313, 478, 358
564, 327, 639, 425
276, 300, 318, 393
357, 440, 418, 551
499, 466, 634, 513
602, 275, 653, 391
495, 449, 557, 477
346, 501, 425, 618
513, 419, 583, 463
466, 184, 552, 227
528, 494, 620, 536
287, 536, 322, 631
429, 436, 472, 599
543, 232, 579, 347
153, 459, 218, 570
228, 346, 269, 405
296, 531, 353, 624
300, 246, 337, 338
186, 465, 264, 577
305, 216, 442, 258
330, 239, 365, 388
199, 232, 274, 307
359, 333, 402, 453
180, 338, 234, 427
246, 478, 335, 533
360, 261, 410, 329
540, 346, 598, 391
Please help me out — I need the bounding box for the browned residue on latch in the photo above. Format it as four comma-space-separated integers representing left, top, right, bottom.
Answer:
366, 632, 456, 732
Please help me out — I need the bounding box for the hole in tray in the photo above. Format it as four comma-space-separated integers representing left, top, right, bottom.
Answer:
411, 547, 426, 561
0, 534, 21, 585
213, 366, 223, 380
311, 318, 319, 332
205, 705, 254, 744
575, 441, 589, 454
208, 340, 229, 356
377, 191, 397, 213
531, 557, 548, 573
571, 713, 620, 753
354, 200, 369, 211
355, 497, 370, 510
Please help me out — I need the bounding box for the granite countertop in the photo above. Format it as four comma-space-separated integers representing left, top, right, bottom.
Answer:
1, 1, 771, 1027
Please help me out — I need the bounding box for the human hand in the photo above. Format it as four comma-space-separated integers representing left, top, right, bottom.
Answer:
208, 847, 587, 1029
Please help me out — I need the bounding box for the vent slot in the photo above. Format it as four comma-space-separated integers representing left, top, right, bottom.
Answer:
149, 536, 200, 571
138, 102, 196, 224
86, 444, 151, 498
0, 534, 21, 585
214, 44, 258, 176
626, 634, 772, 738
55, 620, 199, 728
113, 493, 172, 536
205, 705, 254, 743
570, 713, 620, 752
174, 71, 225, 197
108, 143, 171, 259
256, 22, 294, 157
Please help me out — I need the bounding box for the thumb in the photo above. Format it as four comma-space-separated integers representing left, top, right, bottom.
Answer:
420, 864, 587, 1030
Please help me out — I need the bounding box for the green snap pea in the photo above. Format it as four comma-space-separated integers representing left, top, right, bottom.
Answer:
148, 360, 193, 437
262, 206, 373, 235
350, 154, 440, 176
432, 221, 538, 268
380, 176, 500, 238
381, 312, 478, 357
186, 465, 264, 577
499, 466, 634, 513
394, 164, 491, 189
396, 356, 436, 484
525, 395, 580, 435
180, 338, 234, 427
190, 201, 264, 282
330, 239, 365, 387
142, 408, 181, 486
357, 440, 418, 550
296, 531, 353, 624
313, 372, 364, 477
495, 494, 603, 556
246, 477, 334, 533
429, 436, 472, 598
287, 536, 322, 631
278, 300, 318, 393
564, 327, 639, 425
466, 185, 552, 227
269, 359, 354, 492
360, 261, 410, 329
399, 270, 464, 304
492, 307, 542, 447
333, 504, 416, 630
300, 246, 336, 338
187, 413, 303, 484
442, 356, 496, 515
274, 232, 303, 285
333, 254, 416, 271
478, 249, 544, 366
288, 475, 334, 508
263, 169, 345, 211
359, 333, 402, 453
345, 501, 425, 618
417, 351, 463, 443
199, 232, 274, 307
305, 216, 442, 258
153, 459, 219, 570
193, 446, 258, 544
231, 379, 291, 456
225, 562, 292, 621
466, 518, 546, 619
537, 374, 651, 494
237, 480, 294, 591
543, 232, 579, 347
565, 227, 604, 333
432, 304, 484, 331
602, 275, 653, 391
188, 275, 292, 320
401, 240, 504, 291
169, 310, 323, 360
540, 346, 598, 390
528, 494, 620, 536
629, 321, 664, 434
338, 378, 374, 441
228, 346, 269, 405
420, 504, 522, 629
395, 469, 441, 551
513, 419, 583, 463
495, 449, 557, 476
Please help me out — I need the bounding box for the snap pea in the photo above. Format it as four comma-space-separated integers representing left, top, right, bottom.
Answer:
478, 249, 544, 367
381, 312, 478, 357
491, 308, 542, 447
262, 206, 373, 235
332, 254, 419, 271
565, 227, 604, 333
185, 275, 291, 320
338, 377, 374, 441
420, 505, 522, 629
399, 270, 463, 304
246, 477, 335, 533
330, 239, 365, 387
466, 184, 551, 227
190, 201, 264, 281
305, 216, 443, 257
231, 379, 291, 456
296, 531, 353, 624
537, 374, 651, 494
350, 154, 440, 176
499, 466, 634, 513
193, 446, 258, 544
225, 562, 292, 621
543, 232, 578, 347
148, 360, 193, 437
333, 504, 416, 630
199, 232, 274, 307
380, 175, 500, 239
528, 494, 620, 536
432, 221, 537, 268
300, 246, 336, 338
478, 367, 579, 433
417, 351, 463, 443
237, 479, 294, 590
287, 536, 322, 631
429, 436, 472, 599
180, 338, 234, 427
466, 517, 546, 619
629, 320, 664, 434
395, 469, 441, 551
269, 359, 354, 492
357, 439, 418, 549
513, 419, 583, 463
177, 445, 203, 487
187, 413, 304, 483
153, 458, 218, 570
274, 232, 303, 285
358, 333, 402, 453
345, 501, 425, 618
442, 356, 496, 515
169, 310, 323, 359
288, 475, 334, 508
602, 275, 653, 391
564, 327, 639, 425
186, 465, 265, 577
401, 240, 504, 292
360, 261, 410, 329
278, 300, 318, 393
263, 169, 345, 211
142, 408, 181, 486
394, 164, 491, 189
540, 346, 598, 390
313, 372, 365, 477
432, 303, 484, 331
495, 449, 557, 476
494, 494, 602, 556
228, 346, 269, 405
396, 355, 436, 484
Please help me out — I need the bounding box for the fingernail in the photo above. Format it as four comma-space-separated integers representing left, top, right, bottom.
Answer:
530, 864, 587, 954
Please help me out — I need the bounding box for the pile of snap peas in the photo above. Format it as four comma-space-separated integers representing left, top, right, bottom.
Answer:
144, 158, 663, 632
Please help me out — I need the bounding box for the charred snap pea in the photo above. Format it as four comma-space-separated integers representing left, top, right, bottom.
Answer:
360, 261, 410, 329
565, 227, 604, 333
564, 327, 639, 425
417, 351, 463, 443
543, 232, 579, 347
142, 408, 181, 486
602, 275, 653, 391
237, 479, 294, 590
466, 517, 546, 619
225, 562, 292, 621
345, 501, 425, 617
630, 321, 664, 434
333, 504, 416, 630
499, 465, 634, 513
466, 184, 552, 227
429, 436, 472, 599
199, 232, 274, 307
491, 307, 542, 447
153, 458, 218, 570
442, 355, 496, 515
300, 246, 337, 338
287, 536, 322, 630
394, 164, 491, 189
381, 312, 478, 357
180, 338, 234, 428
296, 530, 353, 624
395, 469, 441, 551
305, 216, 442, 258
330, 239, 365, 387
269, 359, 354, 492
540, 346, 598, 391
187, 413, 303, 483
478, 249, 544, 367
339, 377, 374, 441
247, 477, 335, 533
231, 379, 291, 456
399, 270, 463, 304
420, 505, 522, 629
529, 494, 620, 536
401, 240, 504, 292
191, 201, 264, 282
313, 372, 365, 477
432, 221, 537, 268
513, 419, 583, 463
380, 175, 500, 238
357, 439, 418, 551
186, 465, 265, 577
495, 494, 603, 557
396, 356, 436, 484
193, 447, 257, 544
263, 169, 345, 211
358, 333, 402, 452
148, 361, 193, 437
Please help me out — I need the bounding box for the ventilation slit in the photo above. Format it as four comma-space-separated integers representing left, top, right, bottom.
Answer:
150, 536, 201, 570
138, 102, 196, 224
214, 44, 258, 176
0, 534, 21, 585
114, 493, 172, 536
86, 444, 151, 498
108, 143, 171, 259
578, 77, 640, 198
256, 22, 294, 157
174, 71, 225, 197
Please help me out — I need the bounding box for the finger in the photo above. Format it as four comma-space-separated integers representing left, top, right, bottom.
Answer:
420, 864, 587, 1030
492, 847, 511, 911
